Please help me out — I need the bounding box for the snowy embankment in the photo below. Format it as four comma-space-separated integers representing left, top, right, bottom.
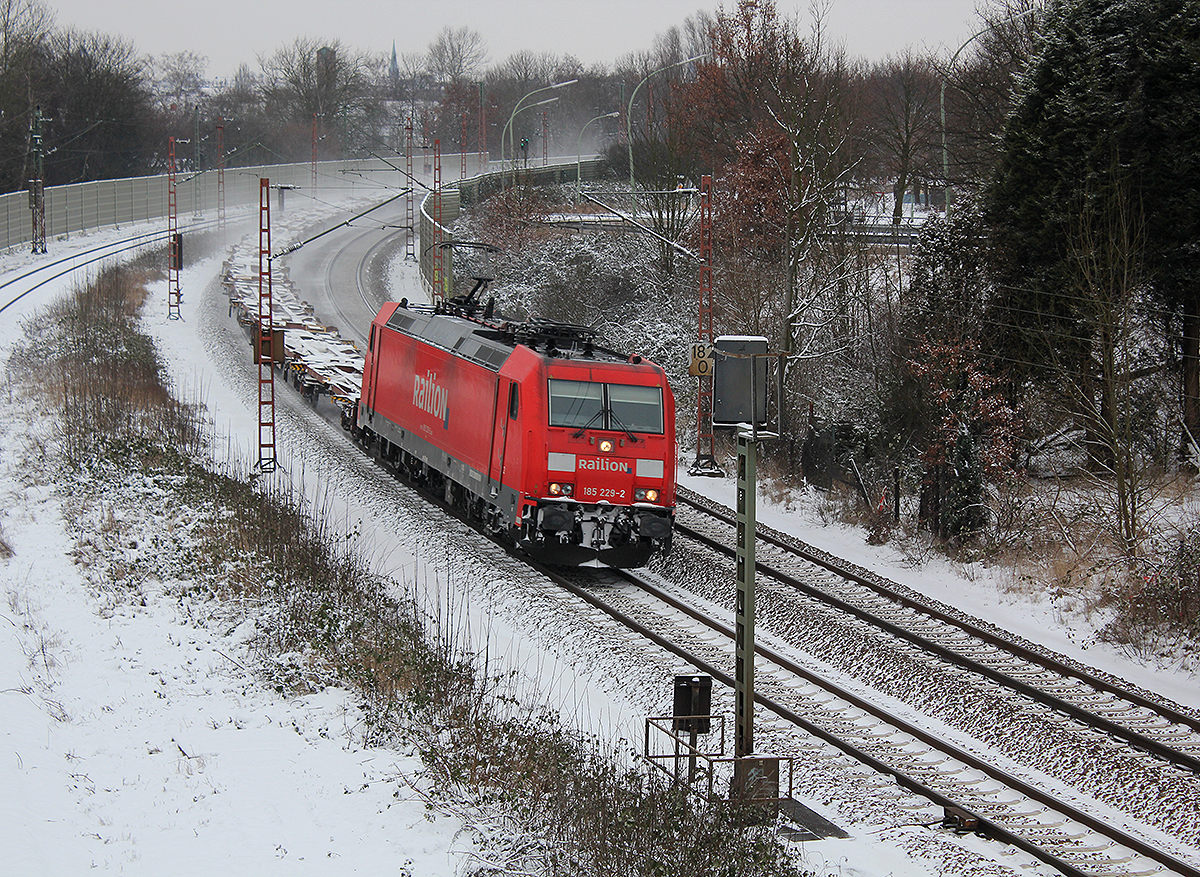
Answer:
2, 202, 1195, 877
0, 218, 469, 875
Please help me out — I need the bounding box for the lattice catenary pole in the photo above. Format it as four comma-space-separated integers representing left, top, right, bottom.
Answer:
461, 111, 467, 179
477, 81, 487, 173
256, 178, 277, 472
216, 119, 226, 233
542, 111, 548, 167
431, 138, 444, 301
193, 107, 203, 218
167, 137, 182, 320
29, 106, 46, 254
311, 114, 318, 193
404, 120, 415, 261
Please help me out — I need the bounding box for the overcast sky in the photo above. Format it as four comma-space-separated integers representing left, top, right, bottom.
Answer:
47, 0, 983, 80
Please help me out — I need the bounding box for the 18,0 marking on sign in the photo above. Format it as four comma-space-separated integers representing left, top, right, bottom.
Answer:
689, 342, 713, 377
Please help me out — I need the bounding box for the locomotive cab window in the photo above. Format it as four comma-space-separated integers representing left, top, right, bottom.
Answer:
608, 383, 663, 434
508, 383, 520, 419
548, 379, 663, 435
548, 380, 603, 428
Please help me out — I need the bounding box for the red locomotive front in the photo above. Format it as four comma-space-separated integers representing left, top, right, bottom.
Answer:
356, 301, 675, 567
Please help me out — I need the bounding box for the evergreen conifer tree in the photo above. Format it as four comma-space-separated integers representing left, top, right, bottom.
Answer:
987, 0, 1200, 445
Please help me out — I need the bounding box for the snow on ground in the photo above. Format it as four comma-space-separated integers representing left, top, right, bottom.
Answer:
1, 203, 1194, 876
0, 219, 470, 876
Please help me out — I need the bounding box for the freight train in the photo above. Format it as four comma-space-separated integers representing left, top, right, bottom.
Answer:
351, 295, 676, 568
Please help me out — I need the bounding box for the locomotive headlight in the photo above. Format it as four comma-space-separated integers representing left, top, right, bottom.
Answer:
599, 439, 614, 453
645, 489, 660, 502
549, 482, 574, 497
634, 488, 661, 502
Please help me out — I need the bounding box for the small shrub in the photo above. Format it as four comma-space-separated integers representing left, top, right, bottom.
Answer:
1101, 535, 1200, 649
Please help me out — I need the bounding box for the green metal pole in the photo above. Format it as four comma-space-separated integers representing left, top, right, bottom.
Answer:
735, 427, 757, 758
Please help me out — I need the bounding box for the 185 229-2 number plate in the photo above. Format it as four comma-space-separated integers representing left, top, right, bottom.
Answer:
580, 486, 628, 501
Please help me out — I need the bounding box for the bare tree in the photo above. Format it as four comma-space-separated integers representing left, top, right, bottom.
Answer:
259, 38, 384, 158
680, 10, 716, 60
493, 50, 556, 90
207, 63, 271, 166
0, 0, 53, 190
0, 0, 49, 67
1063, 168, 1158, 554
863, 51, 940, 223
397, 50, 426, 82
150, 50, 208, 111
942, 0, 1043, 191
426, 26, 487, 84
39, 29, 153, 182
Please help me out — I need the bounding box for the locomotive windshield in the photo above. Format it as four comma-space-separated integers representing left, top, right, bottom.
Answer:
549, 379, 663, 435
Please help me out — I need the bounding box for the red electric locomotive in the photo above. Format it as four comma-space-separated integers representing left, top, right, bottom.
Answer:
354, 297, 676, 567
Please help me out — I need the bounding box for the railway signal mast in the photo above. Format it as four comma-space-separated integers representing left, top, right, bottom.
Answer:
29, 106, 46, 255
690, 174, 721, 476
712, 336, 776, 801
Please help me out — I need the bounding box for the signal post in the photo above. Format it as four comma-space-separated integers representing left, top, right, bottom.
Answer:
713, 337, 779, 804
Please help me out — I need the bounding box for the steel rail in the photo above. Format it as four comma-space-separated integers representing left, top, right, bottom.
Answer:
678, 488, 1200, 744
537, 560, 1199, 877
674, 513, 1200, 776
0, 217, 223, 315
335, 430, 1197, 877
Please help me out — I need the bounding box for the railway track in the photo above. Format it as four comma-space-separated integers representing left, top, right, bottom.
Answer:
237, 202, 1200, 876
532, 554, 1200, 877
0, 218, 224, 316
280, 326, 1200, 873
674, 486, 1200, 773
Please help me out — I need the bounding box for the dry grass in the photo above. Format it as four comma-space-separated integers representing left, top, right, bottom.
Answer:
12, 258, 815, 877
8, 262, 204, 466
807, 456, 1200, 654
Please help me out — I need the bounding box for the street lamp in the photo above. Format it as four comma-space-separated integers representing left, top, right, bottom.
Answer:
502, 78, 577, 186
502, 97, 559, 185
627, 53, 708, 215
577, 111, 620, 201
940, 7, 1038, 216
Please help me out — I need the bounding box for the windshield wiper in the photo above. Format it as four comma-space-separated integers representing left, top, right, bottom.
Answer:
570, 405, 639, 443
607, 408, 640, 443
571, 408, 605, 438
